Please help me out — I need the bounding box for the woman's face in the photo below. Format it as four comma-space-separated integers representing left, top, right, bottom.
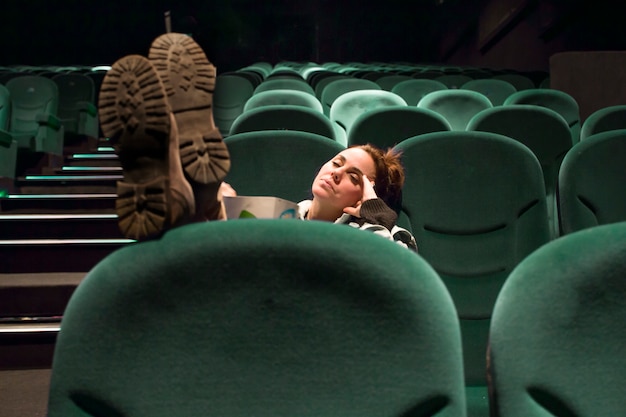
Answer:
311, 147, 376, 211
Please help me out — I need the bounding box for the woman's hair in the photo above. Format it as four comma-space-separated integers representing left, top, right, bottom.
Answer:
354, 144, 405, 212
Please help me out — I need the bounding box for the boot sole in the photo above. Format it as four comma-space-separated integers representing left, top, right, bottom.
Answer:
98, 55, 176, 240
149, 34, 231, 186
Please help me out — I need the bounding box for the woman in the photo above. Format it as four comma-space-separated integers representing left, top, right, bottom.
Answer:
296, 144, 417, 252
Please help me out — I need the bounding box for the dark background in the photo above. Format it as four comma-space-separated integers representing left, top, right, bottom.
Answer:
0, 0, 624, 73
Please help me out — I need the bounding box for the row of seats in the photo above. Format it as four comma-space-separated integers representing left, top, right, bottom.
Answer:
46, 216, 626, 417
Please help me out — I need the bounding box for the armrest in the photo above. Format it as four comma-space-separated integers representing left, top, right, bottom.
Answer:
0, 130, 13, 148
77, 101, 98, 118
36, 113, 62, 130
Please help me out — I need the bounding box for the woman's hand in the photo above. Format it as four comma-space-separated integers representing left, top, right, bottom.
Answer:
343, 174, 376, 218
220, 182, 237, 197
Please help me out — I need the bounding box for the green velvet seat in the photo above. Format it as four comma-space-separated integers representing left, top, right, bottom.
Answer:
0, 84, 18, 181
47, 219, 467, 417
504, 88, 581, 144
467, 105, 572, 239
320, 78, 381, 116
557, 129, 626, 235
417, 90, 493, 131
313, 74, 351, 100
394, 131, 551, 417
579, 104, 626, 140
229, 105, 337, 141
329, 89, 406, 137
461, 79, 517, 106
213, 73, 255, 136
253, 78, 315, 96
243, 89, 323, 113
391, 79, 448, 106
224, 130, 345, 202
375, 74, 413, 91
492, 73, 535, 91
433, 74, 473, 89
5, 75, 65, 155
51, 73, 98, 146
347, 106, 451, 148
488, 221, 626, 417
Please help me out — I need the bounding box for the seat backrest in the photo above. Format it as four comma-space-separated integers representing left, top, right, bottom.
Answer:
48, 219, 467, 417
313, 74, 351, 99
347, 106, 451, 148
253, 78, 315, 96
243, 89, 323, 113
492, 73, 535, 91
229, 105, 336, 140
461, 79, 517, 106
394, 131, 550, 385
433, 74, 473, 89
6, 75, 59, 134
557, 129, 626, 235
0, 84, 10, 130
224, 130, 345, 202
391, 79, 448, 106
418, 89, 493, 130
504, 88, 581, 143
329, 90, 406, 135
375, 74, 413, 91
579, 104, 626, 140
467, 105, 572, 238
213, 74, 256, 136
488, 221, 626, 417
320, 78, 381, 116
51, 73, 96, 135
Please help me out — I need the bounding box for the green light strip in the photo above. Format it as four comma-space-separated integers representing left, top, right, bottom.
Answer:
71, 154, 118, 159
24, 175, 122, 180
62, 166, 122, 171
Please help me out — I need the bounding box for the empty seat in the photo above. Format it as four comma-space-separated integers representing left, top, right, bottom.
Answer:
418, 89, 493, 130
51, 73, 98, 146
347, 106, 451, 148
461, 79, 517, 106
558, 129, 626, 235
504, 88, 581, 144
213, 73, 256, 137
320, 78, 381, 116
229, 105, 337, 141
5, 75, 65, 155
434, 74, 473, 89
580, 104, 626, 140
467, 105, 572, 238
374, 74, 413, 91
224, 130, 345, 202
394, 130, 551, 416
329, 90, 406, 138
243, 89, 323, 113
391, 79, 448, 106
488, 221, 626, 417
0, 84, 17, 180
492, 73, 535, 91
47, 219, 468, 417
253, 78, 314, 96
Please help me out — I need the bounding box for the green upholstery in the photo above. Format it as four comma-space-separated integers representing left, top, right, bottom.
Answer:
580, 104, 626, 140
417, 90, 493, 131
329, 90, 407, 135
48, 219, 467, 417
488, 221, 626, 417
51, 73, 98, 143
394, 131, 550, 416
0, 84, 17, 179
243, 89, 323, 113
5, 75, 64, 155
466, 105, 572, 239
225, 130, 345, 202
213, 74, 255, 136
253, 79, 315, 96
391, 79, 448, 106
492, 73, 535, 91
320, 78, 381, 116
313, 74, 351, 100
348, 107, 451, 148
504, 88, 581, 144
558, 129, 626, 235
231, 69, 263, 88
461, 79, 517, 106
433, 74, 473, 89
375, 74, 413, 91
229, 105, 337, 141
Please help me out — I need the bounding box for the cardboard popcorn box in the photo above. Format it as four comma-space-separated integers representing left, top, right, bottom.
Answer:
223, 196, 299, 219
